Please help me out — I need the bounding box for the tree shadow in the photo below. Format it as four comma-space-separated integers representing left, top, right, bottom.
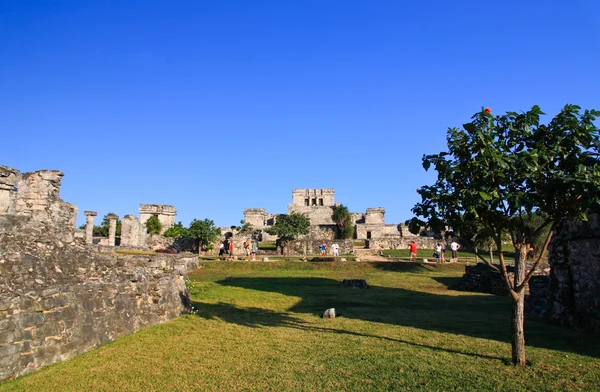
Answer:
188, 300, 506, 362
208, 276, 599, 359
369, 261, 435, 272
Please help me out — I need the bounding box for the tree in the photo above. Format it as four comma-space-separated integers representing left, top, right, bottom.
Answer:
265, 213, 310, 256
145, 215, 162, 235
413, 105, 600, 366
331, 204, 354, 239
163, 221, 188, 238
185, 218, 221, 254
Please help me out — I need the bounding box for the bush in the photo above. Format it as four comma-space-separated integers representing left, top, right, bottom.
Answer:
155, 248, 178, 254
146, 215, 162, 235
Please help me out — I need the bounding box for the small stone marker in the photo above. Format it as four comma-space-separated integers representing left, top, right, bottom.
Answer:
323, 308, 336, 318
262, 257, 269, 262
341, 279, 368, 289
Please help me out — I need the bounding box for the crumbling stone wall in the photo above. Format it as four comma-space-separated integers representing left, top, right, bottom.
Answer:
120, 215, 149, 248
548, 214, 600, 332
139, 204, 176, 234
283, 239, 353, 256
0, 166, 196, 381
367, 236, 437, 251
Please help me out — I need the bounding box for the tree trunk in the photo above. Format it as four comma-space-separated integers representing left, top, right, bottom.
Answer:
489, 243, 494, 264
511, 245, 528, 366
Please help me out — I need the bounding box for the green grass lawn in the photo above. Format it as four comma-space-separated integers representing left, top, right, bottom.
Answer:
2, 262, 598, 391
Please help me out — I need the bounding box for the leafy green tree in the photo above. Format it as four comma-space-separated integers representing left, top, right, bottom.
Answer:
145, 215, 162, 235
413, 105, 600, 366
93, 213, 121, 237
331, 204, 354, 239
185, 218, 221, 254
265, 213, 310, 256
163, 221, 188, 238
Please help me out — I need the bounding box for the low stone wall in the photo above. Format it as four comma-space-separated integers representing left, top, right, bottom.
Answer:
367, 236, 437, 251
0, 218, 196, 380
456, 262, 551, 316
282, 239, 353, 256
548, 214, 600, 332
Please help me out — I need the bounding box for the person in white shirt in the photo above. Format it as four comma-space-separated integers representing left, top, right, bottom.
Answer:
450, 240, 461, 262
331, 242, 340, 258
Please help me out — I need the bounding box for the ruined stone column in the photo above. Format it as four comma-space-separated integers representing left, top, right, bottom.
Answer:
107, 214, 119, 246
84, 211, 97, 244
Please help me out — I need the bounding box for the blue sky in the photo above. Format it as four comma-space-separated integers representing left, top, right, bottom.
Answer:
1, 1, 599, 228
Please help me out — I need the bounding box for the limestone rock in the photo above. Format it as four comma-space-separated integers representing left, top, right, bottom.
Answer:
323, 308, 336, 319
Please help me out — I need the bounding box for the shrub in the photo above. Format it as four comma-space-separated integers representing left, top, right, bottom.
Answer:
155, 248, 178, 254
146, 215, 162, 235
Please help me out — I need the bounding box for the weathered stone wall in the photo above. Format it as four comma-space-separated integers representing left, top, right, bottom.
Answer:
283, 239, 353, 256
291, 189, 335, 207
365, 208, 385, 224
366, 236, 437, 250
288, 205, 335, 225
139, 204, 176, 234
0, 166, 19, 215
548, 214, 600, 332
120, 215, 149, 248
0, 166, 196, 381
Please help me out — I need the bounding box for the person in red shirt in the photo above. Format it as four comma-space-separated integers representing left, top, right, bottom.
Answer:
408, 241, 417, 261
228, 240, 234, 261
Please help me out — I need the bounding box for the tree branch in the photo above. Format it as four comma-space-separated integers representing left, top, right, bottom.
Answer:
515, 226, 555, 293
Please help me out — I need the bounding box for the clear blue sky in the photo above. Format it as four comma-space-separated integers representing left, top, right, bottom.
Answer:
2, 1, 599, 228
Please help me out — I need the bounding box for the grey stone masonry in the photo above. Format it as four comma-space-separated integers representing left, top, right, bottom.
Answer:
84, 211, 97, 244
548, 214, 600, 332
0, 164, 196, 381
107, 214, 119, 246
0, 165, 19, 215
139, 204, 176, 234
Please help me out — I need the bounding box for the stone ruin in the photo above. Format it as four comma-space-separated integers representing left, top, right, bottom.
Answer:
0, 165, 196, 381
240, 188, 436, 255
548, 214, 600, 332
455, 213, 600, 334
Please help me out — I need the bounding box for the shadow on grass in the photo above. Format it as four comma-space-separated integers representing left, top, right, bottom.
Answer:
198, 277, 599, 359
369, 262, 435, 272
189, 300, 506, 362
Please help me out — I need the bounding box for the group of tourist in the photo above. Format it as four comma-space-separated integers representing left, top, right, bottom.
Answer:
218, 238, 258, 261
407, 239, 461, 263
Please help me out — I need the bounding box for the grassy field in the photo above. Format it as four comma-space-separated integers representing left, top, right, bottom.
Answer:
2, 261, 598, 391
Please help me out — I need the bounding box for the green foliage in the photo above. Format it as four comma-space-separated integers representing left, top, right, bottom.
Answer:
258, 241, 277, 250
238, 221, 253, 234
414, 105, 600, 253
412, 104, 600, 365
186, 218, 221, 252
92, 213, 122, 237
265, 213, 310, 243
331, 204, 354, 239
163, 221, 187, 238
145, 215, 162, 235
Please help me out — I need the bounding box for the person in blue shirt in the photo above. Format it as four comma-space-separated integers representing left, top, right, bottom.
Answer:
320, 241, 327, 256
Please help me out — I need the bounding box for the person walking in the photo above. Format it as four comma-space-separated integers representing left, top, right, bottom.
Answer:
319, 241, 327, 256
251, 240, 258, 261
244, 238, 251, 261
434, 242, 443, 263
408, 240, 417, 261
228, 240, 234, 261
332, 241, 340, 258
450, 239, 461, 262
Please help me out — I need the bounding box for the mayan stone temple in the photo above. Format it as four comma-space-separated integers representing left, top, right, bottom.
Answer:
244, 188, 414, 242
